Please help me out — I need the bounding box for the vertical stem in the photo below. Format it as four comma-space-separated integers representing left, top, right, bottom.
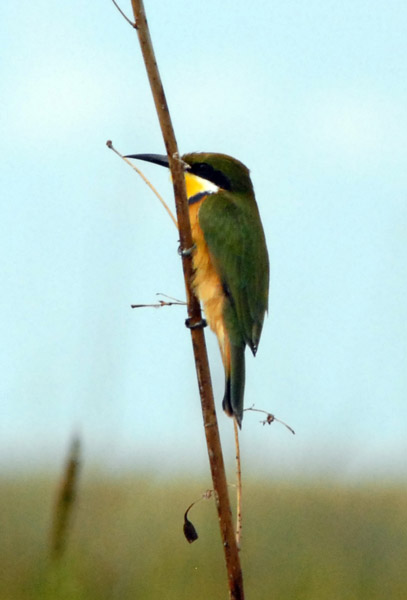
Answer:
129, 1, 244, 598
234, 420, 243, 549
50, 435, 81, 559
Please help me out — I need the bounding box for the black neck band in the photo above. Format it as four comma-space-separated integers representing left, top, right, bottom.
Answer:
188, 191, 213, 206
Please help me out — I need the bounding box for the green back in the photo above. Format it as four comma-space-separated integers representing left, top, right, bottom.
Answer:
196, 160, 269, 353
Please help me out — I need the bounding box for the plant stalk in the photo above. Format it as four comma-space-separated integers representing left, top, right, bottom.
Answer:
129, 1, 244, 597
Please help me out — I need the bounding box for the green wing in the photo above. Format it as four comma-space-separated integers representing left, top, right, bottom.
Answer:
198, 190, 269, 353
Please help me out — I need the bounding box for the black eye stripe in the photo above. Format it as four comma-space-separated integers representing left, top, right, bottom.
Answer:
188, 163, 231, 190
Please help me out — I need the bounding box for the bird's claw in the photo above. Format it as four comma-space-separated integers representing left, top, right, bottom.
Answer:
179, 243, 196, 257
185, 317, 207, 330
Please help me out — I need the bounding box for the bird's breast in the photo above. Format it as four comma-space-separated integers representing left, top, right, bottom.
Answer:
188, 196, 222, 310
187, 189, 229, 367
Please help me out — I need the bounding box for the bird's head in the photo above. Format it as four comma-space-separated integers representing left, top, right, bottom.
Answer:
125, 152, 254, 196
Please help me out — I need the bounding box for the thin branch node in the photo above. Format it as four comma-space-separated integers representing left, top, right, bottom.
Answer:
111, 0, 137, 28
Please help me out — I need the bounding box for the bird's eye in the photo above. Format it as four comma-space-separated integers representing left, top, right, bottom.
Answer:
189, 163, 231, 190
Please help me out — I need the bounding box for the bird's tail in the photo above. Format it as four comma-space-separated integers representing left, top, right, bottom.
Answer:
222, 344, 246, 428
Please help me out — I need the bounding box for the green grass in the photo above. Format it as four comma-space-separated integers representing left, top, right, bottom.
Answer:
0, 475, 406, 599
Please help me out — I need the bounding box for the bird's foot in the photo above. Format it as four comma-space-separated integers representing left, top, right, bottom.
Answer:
179, 243, 196, 257
185, 317, 207, 330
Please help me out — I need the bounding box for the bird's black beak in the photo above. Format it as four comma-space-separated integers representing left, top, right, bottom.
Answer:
124, 153, 170, 168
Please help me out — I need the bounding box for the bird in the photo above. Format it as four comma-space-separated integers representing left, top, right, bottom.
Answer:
126, 152, 269, 427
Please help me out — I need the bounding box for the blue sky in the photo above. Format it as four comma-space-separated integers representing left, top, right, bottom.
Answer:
1, 1, 406, 480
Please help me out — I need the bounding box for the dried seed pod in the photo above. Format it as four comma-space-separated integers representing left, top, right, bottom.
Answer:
183, 511, 198, 543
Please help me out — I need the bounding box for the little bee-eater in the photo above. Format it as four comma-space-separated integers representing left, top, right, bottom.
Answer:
126, 152, 269, 427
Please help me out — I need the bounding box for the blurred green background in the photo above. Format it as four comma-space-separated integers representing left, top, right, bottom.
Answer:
1, 475, 406, 599
1, 0, 406, 478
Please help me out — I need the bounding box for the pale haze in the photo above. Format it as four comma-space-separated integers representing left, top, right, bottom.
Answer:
1, 1, 406, 480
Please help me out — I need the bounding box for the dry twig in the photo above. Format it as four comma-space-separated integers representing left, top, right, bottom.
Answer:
107, 140, 178, 228
131, 292, 186, 309
245, 405, 295, 435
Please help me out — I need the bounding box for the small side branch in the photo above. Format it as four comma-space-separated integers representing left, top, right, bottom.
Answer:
107, 140, 177, 228
131, 293, 186, 309
111, 0, 136, 27
245, 405, 295, 435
